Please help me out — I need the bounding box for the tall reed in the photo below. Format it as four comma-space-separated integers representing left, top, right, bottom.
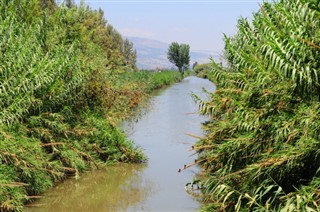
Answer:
192, 0, 320, 210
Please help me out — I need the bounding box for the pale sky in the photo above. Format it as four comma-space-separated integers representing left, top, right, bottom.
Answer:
75, 0, 263, 53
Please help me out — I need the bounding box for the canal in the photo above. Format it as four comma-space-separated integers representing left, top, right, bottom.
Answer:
26, 76, 215, 211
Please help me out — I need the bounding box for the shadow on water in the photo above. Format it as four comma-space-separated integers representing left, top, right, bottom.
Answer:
26, 76, 215, 211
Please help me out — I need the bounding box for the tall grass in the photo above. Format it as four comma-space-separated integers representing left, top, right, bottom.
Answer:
191, 0, 320, 210
0, 1, 182, 211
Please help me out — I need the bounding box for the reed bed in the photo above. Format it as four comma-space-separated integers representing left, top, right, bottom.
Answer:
0, 1, 182, 210
192, 0, 320, 211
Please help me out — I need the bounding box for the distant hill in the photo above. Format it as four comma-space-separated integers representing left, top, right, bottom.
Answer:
126, 37, 220, 70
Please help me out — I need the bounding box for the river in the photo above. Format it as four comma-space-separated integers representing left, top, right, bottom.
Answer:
26, 76, 215, 212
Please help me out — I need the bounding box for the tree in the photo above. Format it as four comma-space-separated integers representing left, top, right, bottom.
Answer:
192, 61, 198, 70
167, 42, 190, 77
65, 0, 74, 8
122, 38, 137, 70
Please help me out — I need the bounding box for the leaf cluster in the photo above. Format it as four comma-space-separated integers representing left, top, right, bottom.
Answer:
192, 0, 320, 210
167, 42, 190, 75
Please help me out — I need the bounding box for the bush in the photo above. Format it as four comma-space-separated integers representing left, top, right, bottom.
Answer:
194, 63, 210, 78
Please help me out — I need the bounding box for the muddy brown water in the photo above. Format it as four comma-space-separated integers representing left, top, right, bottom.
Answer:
26, 76, 215, 212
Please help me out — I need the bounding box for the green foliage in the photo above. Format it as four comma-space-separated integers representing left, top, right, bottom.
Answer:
192, 0, 320, 211
0, 165, 26, 211
167, 42, 190, 76
0, 1, 183, 211
101, 70, 182, 121
194, 63, 209, 74
194, 63, 210, 78
0, 125, 58, 211
123, 38, 137, 70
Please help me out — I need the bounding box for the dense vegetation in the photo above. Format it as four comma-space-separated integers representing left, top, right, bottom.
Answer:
194, 63, 210, 79
0, 1, 182, 211
191, 0, 320, 211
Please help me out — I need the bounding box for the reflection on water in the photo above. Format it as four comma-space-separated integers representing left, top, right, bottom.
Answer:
26, 164, 154, 212
123, 76, 215, 211
26, 76, 215, 212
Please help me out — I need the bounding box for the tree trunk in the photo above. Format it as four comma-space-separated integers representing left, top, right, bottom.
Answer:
178, 67, 184, 77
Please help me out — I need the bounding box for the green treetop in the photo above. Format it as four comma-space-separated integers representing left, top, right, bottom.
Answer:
167, 42, 190, 77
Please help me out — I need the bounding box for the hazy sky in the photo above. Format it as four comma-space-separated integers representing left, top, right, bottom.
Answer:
75, 0, 263, 53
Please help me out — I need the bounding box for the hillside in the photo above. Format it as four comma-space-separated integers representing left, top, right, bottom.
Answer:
127, 37, 220, 70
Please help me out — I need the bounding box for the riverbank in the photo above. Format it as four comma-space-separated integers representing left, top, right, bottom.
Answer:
0, 2, 185, 211
25, 76, 215, 212
192, 0, 320, 211
0, 70, 183, 211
